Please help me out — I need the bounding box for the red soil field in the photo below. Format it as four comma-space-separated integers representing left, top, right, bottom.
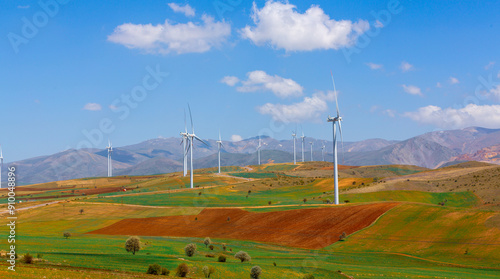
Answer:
89, 203, 398, 249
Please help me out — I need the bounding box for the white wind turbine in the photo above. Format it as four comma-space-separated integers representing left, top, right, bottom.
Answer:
0, 145, 3, 188
300, 131, 306, 162
310, 141, 314, 161
180, 110, 189, 177
216, 130, 224, 173
327, 72, 344, 205
106, 140, 113, 177
186, 105, 208, 188
257, 136, 262, 165
321, 142, 326, 162
292, 130, 297, 165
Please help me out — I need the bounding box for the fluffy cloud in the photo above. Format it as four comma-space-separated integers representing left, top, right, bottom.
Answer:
257, 91, 336, 123
224, 70, 303, 98
83, 103, 102, 111
402, 84, 422, 96
220, 76, 240, 86
231, 135, 243, 142
108, 15, 230, 54
449, 76, 459, 84
383, 109, 396, 117
404, 104, 500, 129
240, 1, 369, 51
400, 61, 413, 72
168, 3, 195, 17
366, 63, 383, 70
490, 84, 500, 101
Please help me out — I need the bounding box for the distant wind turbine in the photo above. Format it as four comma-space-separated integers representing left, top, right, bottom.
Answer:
186, 104, 208, 188
327, 72, 344, 205
106, 140, 113, 177
180, 110, 189, 177
257, 136, 262, 165
0, 145, 3, 187
310, 142, 314, 161
292, 130, 297, 165
300, 131, 306, 162
321, 142, 326, 162
216, 130, 224, 173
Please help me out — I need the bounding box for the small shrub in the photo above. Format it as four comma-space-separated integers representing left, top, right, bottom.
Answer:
250, 265, 262, 279
218, 255, 226, 262
268, 201, 272, 205
176, 263, 189, 277
205, 253, 215, 258
344, 200, 350, 203
273, 262, 276, 266
222, 243, 227, 251
63, 232, 71, 239
146, 264, 162, 275
161, 267, 170, 275
202, 265, 216, 278
23, 253, 33, 264
204, 237, 212, 248
339, 232, 347, 241
303, 198, 307, 204
185, 243, 197, 257
209, 244, 214, 250
235, 251, 251, 262
79, 209, 84, 215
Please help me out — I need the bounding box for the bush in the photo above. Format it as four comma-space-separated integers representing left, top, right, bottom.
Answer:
205, 253, 215, 258
185, 243, 197, 257
250, 265, 262, 279
125, 236, 141, 255
209, 244, 214, 250
146, 264, 162, 275
202, 265, 215, 278
176, 263, 189, 277
161, 267, 170, 275
303, 274, 315, 279
218, 255, 226, 262
303, 198, 307, 204
235, 251, 251, 262
63, 232, 71, 239
22, 253, 33, 264
222, 243, 227, 251
339, 232, 347, 241
204, 237, 212, 248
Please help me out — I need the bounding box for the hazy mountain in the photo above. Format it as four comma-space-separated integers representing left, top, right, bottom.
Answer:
2, 127, 500, 186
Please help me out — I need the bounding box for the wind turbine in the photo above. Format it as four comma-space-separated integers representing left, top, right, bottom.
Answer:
106, 140, 113, 177
186, 105, 208, 188
300, 131, 305, 162
292, 130, 297, 165
257, 136, 262, 165
180, 110, 189, 177
216, 130, 224, 173
327, 72, 344, 205
0, 145, 3, 188
310, 141, 314, 161
321, 142, 326, 162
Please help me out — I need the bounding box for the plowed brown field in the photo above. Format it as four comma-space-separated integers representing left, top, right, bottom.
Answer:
89, 203, 398, 249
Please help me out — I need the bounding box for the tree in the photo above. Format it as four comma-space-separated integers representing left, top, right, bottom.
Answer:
23, 253, 33, 264
161, 267, 170, 275
303, 198, 307, 204
63, 232, 71, 239
339, 232, 347, 241
204, 237, 212, 248
125, 236, 141, 255
235, 251, 251, 262
146, 264, 162, 275
209, 244, 214, 250
250, 266, 262, 279
79, 209, 84, 215
218, 255, 226, 262
176, 263, 189, 277
222, 243, 227, 251
185, 243, 197, 257
202, 265, 216, 278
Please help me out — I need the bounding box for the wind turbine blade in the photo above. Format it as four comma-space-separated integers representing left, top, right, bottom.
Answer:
184, 109, 187, 133
188, 104, 194, 133
219, 129, 221, 141
338, 120, 345, 164
331, 71, 340, 117
194, 135, 209, 146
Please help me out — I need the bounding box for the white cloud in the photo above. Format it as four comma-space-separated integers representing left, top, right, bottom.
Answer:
83, 103, 102, 111
383, 109, 396, 117
402, 84, 422, 96
449, 76, 459, 84
374, 20, 384, 28
108, 15, 231, 54
366, 63, 383, 70
220, 76, 240, 86
257, 91, 335, 123
168, 3, 195, 17
231, 135, 243, 142
228, 70, 304, 98
240, 1, 369, 51
369, 105, 379, 113
485, 61, 495, 70
400, 61, 414, 72
404, 104, 500, 129
490, 84, 500, 101
436, 82, 442, 88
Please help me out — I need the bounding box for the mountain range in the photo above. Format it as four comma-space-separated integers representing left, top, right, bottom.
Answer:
3, 127, 500, 186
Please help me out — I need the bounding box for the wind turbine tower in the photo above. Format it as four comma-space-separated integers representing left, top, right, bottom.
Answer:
327, 72, 344, 205
106, 140, 113, 177
216, 131, 224, 173
300, 132, 305, 162
257, 136, 262, 165
186, 105, 208, 188
292, 131, 297, 165
310, 142, 314, 161
321, 142, 326, 162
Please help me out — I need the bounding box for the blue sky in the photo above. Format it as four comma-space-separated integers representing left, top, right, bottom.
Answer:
2, 0, 500, 162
